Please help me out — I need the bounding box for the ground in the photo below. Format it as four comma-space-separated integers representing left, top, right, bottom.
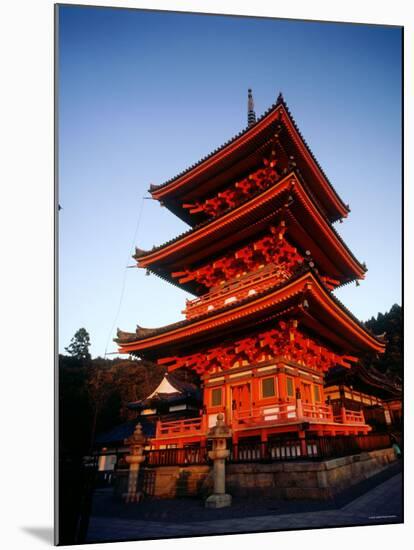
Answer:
86, 461, 402, 543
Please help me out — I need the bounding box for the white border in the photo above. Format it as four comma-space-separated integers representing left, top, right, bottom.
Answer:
0, 1, 411, 548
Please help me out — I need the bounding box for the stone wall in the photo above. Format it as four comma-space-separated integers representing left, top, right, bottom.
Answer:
226, 447, 396, 500
114, 447, 396, 501
152, 465, 211, 499
112, 465, 211, 499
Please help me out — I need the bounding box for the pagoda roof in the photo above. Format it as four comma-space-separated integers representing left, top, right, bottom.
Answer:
135, 171, 366, 292
325, 364, 402, 399
150, 94, 349, 224
116, 268, 385, 358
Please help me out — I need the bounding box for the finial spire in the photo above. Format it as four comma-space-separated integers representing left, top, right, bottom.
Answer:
247, 88, 256, 127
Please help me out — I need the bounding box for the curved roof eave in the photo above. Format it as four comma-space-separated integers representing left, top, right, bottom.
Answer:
150, 94, 349, 220
137, 171, 366, 281
116, 269, 384, 355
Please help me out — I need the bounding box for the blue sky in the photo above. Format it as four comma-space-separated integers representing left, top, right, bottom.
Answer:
58, 6, 402, 358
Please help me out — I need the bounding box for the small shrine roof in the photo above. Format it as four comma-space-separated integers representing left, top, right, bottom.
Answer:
127, 372, 201, 410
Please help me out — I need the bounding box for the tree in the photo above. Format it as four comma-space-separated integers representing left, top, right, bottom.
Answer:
65, 328, 91, 362
86, 362, 111, 452
365, 304, 402, 379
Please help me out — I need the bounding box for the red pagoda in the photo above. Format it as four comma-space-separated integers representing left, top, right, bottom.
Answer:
116, 91, 385, 452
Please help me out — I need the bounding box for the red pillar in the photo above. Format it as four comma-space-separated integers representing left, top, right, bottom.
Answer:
261, 429, 268, 460
298, 429, 308, 457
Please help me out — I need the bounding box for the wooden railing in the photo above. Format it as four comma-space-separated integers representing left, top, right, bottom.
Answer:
313, 433, 391, 459
155, 405, 367, 440
302, 403, 334, 422
233, 402, 335, 427
146, 446, 208, 466
183, 264, 291, 319
229, 433, 392, 463
142, 433, 392, 466
156, 416, 206, 438
230, 439, 303, 462
234, 403, 298, 425
333, 407, 366, 425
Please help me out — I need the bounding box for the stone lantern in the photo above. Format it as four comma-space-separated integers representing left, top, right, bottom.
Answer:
123, 422, 146, 503
205, 413, 233, 508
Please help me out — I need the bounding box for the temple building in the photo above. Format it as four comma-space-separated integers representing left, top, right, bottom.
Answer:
324, 364, 402, 432
128, 372, 202, 421
115, 91, 386, 455
95, 372, 201, 472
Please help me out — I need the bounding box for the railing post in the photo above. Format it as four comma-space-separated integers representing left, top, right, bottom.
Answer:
340, 406, 347, 424
296, 397, 304, 421
201, 414, 207, 432
298, 430, 308, 457
155, 419, 161, 439
232, 433, 239, 461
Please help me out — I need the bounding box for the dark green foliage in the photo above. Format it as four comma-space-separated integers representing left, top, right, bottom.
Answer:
58, 346, 166, 544
365, 303, 402, 380
172, 366, 201, 386
59, 352, 165, 457
64, 328, 91, 362
59, 354, 92, 455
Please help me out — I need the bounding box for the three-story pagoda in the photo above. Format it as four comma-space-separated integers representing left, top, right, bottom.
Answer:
116, 91, 385, 451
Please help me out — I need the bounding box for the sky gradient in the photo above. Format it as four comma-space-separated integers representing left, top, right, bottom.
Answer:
58, 6, 402, 358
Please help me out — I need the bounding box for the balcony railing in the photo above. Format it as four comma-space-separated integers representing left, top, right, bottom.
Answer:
155, 403, 367, 441
155, 416, 206, 438
183, 264, 291, 319
333, 408, 366, 425
233, 401, 334, 427
235, 403, 298, 425
302, 403, 334, 422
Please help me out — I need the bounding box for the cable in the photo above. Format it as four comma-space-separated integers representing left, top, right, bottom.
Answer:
103, 196, 148, 357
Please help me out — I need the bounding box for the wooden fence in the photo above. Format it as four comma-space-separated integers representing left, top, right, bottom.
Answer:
142, 433, 392, 466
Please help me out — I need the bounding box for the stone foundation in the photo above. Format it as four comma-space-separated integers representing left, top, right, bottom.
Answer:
152, 465, 211, 499
114, 447, 396, 501
226, 447, 397, 500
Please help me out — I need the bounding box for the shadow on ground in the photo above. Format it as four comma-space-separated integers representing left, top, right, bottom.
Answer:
90, 460, 402, 524
85, 462, 402, 544
21, 527, 54, 545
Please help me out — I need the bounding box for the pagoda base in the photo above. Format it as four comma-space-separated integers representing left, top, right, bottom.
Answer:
205, 493, 232, 508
